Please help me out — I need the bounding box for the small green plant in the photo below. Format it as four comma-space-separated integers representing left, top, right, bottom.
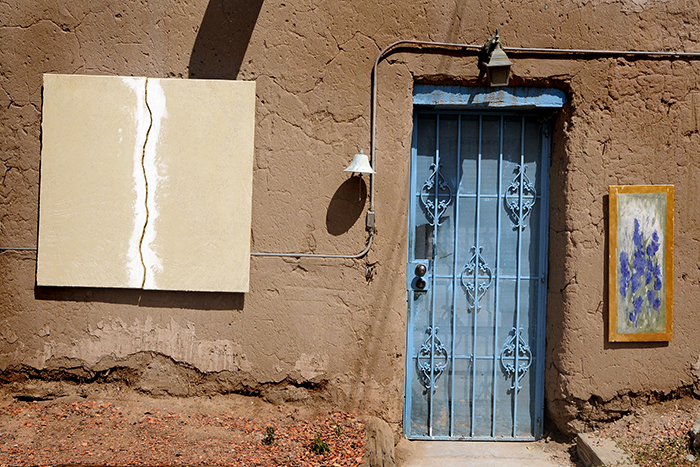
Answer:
331, 421, 343, 436
262, 426, 275, 445
309, 432, 331, 454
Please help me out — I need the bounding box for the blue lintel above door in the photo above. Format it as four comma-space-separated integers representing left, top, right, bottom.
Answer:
413, 85, 566, 109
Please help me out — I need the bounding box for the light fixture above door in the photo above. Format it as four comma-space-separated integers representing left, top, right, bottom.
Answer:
479, 30, 513, 87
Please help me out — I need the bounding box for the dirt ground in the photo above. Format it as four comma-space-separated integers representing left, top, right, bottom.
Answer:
1, 380, 698, 467
0, 382, 366, 466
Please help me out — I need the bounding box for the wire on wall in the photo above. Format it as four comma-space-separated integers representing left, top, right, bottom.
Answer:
6, 41, 700, 259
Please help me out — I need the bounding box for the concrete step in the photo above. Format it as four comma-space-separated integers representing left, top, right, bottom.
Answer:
398, 440, 565, 467
577, 432, 638, 467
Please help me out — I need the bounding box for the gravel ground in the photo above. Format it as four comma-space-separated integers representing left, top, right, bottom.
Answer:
0, 384, 366, 466
2, 381, 698, 467
593, 396, 700, 467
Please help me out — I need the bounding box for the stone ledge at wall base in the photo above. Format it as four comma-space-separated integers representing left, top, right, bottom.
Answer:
692, 357, 700, 397
691, 418, 700, 452
576, 432, 639, 467
362, 417, 396, 467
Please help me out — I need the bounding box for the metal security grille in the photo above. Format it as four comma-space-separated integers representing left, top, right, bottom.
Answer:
405, 110, 551, 440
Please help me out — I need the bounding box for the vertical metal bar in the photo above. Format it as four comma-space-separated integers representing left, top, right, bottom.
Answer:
470, 115, 482, 438
449, 114, 461, 437
491, 115, 504, 438
512, 115, 526, 437
429, 114, 441, 437
404, 113, 420, 438
534, 121, 551, 438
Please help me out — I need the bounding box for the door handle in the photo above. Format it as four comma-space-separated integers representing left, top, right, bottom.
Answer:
414, 264, 427, 289
410, 262, 429, 291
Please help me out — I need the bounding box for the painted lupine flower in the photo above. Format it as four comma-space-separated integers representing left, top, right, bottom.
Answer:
647, 290, 661, 311
619, 221, 663, 328
631, 247, 645, 293
633, 219, 643, 248
646, 231, 660, 257
631, 295, 644, 327
619, 251, 630, 297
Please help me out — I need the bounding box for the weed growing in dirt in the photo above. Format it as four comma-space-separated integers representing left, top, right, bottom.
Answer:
618, 434, 697, 467
310, 432, 331, 454
331, 421, 343, 436
262, 426, 275, 445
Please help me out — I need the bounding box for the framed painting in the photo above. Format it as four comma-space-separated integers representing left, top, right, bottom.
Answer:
609, 185, 674, 342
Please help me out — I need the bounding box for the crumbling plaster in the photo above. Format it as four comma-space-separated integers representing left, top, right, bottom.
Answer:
2, 0, 700, 436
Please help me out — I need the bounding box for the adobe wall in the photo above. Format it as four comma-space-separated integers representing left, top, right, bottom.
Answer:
1, 0, 700, 436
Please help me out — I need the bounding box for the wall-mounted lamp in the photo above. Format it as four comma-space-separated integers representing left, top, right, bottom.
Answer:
344, 149, 375, 175
479, 31, 513, 87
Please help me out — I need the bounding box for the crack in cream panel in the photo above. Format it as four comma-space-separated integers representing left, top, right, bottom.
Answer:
38, 74, 255, 292
121, 77, 150, 288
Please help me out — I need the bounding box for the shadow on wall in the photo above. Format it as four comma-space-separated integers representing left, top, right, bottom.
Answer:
37, 0, 265, 310
326, 177, 368, 236
188, 0, 265, 79
35, 287, 244, 311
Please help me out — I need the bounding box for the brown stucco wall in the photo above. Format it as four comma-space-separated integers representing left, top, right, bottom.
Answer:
2, 0, 700, 437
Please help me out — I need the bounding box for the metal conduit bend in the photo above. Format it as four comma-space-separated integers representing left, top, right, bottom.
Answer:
7, 41, 698, 258
250, 39, 700, 259
365, 39, 700, 256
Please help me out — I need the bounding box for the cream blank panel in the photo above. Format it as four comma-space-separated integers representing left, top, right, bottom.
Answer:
38, 74, 255, 292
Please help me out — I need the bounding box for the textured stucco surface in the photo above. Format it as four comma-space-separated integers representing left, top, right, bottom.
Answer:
2, 0, 700, 436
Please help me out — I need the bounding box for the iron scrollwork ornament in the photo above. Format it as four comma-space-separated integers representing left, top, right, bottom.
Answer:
420, 163, 452, 226
460, 246, 493, 311
417, 327, 449, 391
499, 327, 533, 392
505, 164, 537, 230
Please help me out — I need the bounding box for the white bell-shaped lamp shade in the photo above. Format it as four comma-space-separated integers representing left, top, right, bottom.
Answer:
344, 150, 375, 174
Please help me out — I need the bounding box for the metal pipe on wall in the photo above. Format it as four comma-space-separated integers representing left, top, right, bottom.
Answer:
6, 41, 700, 258
251, 40, 699, 259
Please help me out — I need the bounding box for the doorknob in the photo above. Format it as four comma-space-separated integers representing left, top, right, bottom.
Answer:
414, 263, 427, 290
408, 261, 429, 291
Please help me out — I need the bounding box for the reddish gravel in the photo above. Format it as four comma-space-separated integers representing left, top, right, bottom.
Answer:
0, 386, 366, 466
593, 397, 700, 467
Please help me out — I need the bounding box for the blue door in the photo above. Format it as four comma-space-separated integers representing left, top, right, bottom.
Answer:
405, 110, 551, 440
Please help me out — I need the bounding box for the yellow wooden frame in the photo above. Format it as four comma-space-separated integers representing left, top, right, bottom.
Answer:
608, 185, 674, 342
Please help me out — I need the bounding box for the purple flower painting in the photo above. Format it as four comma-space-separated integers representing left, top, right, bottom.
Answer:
615, 191, 668, 335
618, 219, 662, 327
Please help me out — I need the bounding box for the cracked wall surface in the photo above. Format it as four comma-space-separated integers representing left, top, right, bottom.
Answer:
2, 0, 700, 436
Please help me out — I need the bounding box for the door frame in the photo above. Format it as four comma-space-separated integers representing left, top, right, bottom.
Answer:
403, 85, 565, 440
